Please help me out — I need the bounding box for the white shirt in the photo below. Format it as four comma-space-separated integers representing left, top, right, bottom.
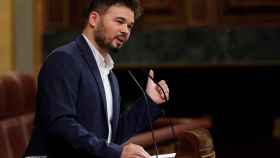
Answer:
82, 34, 114, 143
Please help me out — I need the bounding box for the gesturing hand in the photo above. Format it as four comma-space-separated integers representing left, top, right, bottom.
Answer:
121, 143, 151, 158
145, 69, 169, 105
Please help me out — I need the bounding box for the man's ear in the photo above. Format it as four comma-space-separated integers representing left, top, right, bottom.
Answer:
88, 11, 99, 27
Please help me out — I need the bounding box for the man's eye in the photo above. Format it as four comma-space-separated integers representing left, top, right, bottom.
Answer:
128, 25, 133, 30
116, 20, 124, 24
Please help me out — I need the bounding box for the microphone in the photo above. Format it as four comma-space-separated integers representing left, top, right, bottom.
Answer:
128, 70, 178, 157
128, 70, 160, 157
139, 70, 178, 151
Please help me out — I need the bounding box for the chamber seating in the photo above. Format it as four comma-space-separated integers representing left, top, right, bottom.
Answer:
0, 79, 7, 119
0, 73, 25, 118
17, 73, 36, 113
0, 117, 27, 158
127, 117, 215, 158
0, 72, 36, 158
0, 72, 215, 158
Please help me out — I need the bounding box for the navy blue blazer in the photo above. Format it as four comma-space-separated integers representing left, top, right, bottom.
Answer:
24, 35, 163, 158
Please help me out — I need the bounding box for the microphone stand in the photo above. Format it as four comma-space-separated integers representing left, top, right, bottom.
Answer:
128, 70, 159, 158
128, 70, 178, 158
141, 70, 178, 152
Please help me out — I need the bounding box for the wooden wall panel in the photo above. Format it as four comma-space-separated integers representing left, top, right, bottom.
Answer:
139, 0, 219, 29
44, 0, 88, 31
42, 0, 280, 30
228, 0, 280, 7
186, 0, 218, 27
219, 0, 280, 26
139, 0, 187, 30
33, 0, 45, 75
0, 0, 15, 74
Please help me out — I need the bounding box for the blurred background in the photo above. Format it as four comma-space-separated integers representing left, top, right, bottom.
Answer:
1, 0, 280, 157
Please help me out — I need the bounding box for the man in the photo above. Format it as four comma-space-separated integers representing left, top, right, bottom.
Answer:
24, 0, 169, 158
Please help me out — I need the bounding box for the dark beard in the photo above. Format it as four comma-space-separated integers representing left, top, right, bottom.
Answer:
95, 36, 119, 54
94, 22, 120, 54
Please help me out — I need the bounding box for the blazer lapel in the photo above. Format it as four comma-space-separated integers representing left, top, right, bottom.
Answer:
75, 35, 108, 117
109, 71, 120, 141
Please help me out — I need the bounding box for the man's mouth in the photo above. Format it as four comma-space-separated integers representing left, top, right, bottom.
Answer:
116, 36, 126, 44
117, 38, 124, 43
114, 39, 124, 47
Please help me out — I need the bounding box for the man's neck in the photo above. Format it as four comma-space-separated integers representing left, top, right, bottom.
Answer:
82, 30, 108, 58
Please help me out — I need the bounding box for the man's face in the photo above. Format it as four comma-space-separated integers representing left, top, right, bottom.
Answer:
93, 5, 135, 53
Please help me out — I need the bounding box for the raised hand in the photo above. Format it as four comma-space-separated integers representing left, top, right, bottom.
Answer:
145, 69, 169, 104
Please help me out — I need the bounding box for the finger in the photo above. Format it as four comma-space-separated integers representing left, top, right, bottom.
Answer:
147, 70, 155, 87
157, 85, 167, 96
149, 69, 154, 79
161, 85, 169, 95
134, 146, 151, 158
158, 81, 166, 90
158, 80, 168, 90
136, 145, 150, 158
157, 88, 166, 101
133, 145, 150, 158
139, 149, 151, 158
156, 87, 165, 100
158, 81, 169, 95
162, 89, 169, 101
138, 147, 151, 158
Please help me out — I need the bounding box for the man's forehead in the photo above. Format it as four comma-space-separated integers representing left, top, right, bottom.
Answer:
105, 5, 135, 22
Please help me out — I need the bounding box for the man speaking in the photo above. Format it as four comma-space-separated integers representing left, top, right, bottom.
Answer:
24, 0, 169, 158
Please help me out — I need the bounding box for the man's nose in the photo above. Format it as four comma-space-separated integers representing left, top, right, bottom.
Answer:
121, 25, 130, 35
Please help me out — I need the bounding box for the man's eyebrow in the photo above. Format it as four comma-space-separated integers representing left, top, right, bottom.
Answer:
115, 17, 134, 25
116, 17, 125, 21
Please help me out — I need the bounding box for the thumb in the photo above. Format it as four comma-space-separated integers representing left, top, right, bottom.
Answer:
149, 69, 154, 79
147, 69, 155, 88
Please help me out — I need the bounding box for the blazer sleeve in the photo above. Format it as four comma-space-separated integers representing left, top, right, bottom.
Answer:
115, 95, 164, 144
37, 51, 122, 158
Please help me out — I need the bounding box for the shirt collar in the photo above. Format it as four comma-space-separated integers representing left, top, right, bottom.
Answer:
82, 34, 114, 74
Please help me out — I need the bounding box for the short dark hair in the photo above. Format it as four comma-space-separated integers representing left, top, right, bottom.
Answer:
85, 0, 142, 20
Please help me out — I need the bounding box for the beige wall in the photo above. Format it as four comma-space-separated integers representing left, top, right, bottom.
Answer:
0, 0, 14, 74
0, 0, 43, 75
15, 0, 34, 74
33, 0, 44, 75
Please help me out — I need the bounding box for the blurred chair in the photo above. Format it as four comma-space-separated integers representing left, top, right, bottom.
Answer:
0, 79, 7, 119
16, 73, 36, 113
18, 113, 35, 145
0, 73, 25, 117
0, 120, 10, 158
0, 72, 216, 158
0, 117, 26, 158
0, 72, 36, 158
127, 117, 215, 158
